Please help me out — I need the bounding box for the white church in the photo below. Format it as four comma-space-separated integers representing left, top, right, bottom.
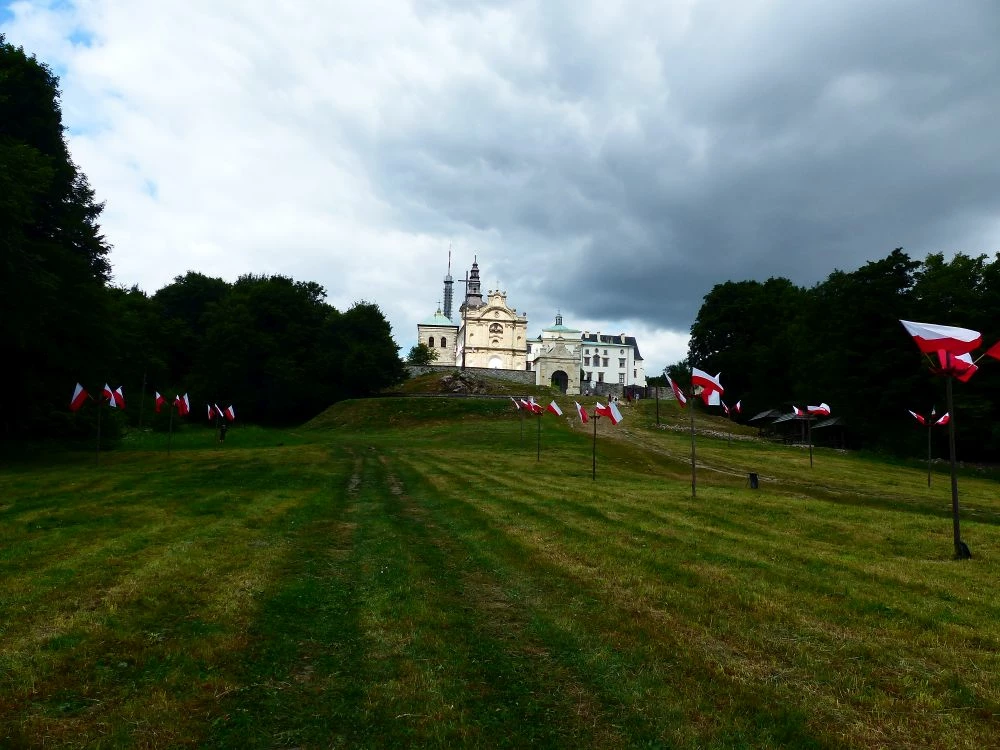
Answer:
417, 255, 646, 396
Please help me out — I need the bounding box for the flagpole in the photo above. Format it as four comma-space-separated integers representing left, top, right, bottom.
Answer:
946, 376, 970, 558
520, 407, 524, 445
690, 390, 697, 498
167, 401, 175, 456
808, 416, 813, 468
137, 369, 147, 431
95, 395, 102, 465
592, 409, 598, 480
926, 418, 932, 488
536, 411, 541, 462
655, 385, 660, 426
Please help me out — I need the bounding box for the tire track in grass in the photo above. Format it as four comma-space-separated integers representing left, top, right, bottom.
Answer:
204, 445, 363, 748
368, 451, 628, 748
394, 448, 1000, 749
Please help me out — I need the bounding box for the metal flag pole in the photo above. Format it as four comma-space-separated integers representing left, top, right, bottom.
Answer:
690, 388, 697, 498
926, 416, 933, 488
95, 393, 103, 465
592, 408, 598, 480
167, 399, 175, 456
808, 416, 814, 468
945, 375, 970, 558
536, 410, 541, 461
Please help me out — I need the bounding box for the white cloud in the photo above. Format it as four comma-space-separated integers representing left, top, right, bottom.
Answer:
4, 0, 998, 372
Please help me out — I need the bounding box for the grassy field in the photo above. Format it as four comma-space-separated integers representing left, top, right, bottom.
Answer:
2, 393, 999, 748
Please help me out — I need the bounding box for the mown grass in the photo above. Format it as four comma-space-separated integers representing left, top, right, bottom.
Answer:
1, 395, 999, 748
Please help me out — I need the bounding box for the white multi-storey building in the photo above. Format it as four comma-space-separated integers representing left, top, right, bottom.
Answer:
579, 332, 646, 393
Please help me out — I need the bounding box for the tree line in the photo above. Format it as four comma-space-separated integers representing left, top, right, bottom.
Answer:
686, 248, 1000, 458
1, 36, 405, 441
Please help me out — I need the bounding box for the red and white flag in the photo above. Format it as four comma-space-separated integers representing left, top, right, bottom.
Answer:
103, 383, 115, 404
175, 393, 191, 416
900, 320, 982, 355
983, 341, 1000, 361
224, 405, 236, 421
691, 367, 724, 404
935, 412, 951, 426
519, 398, 532, 410
207, 404, 214, 420
936, 350, 978, 382
530, 398, 544, 414
154, 392, 165, 413
214, 403, 225, 418
546, 400, 563, 416
70, 383, 89, 411
734, 400, 742, 414
112, 387, 125, 410
510, 396, 521, 410
575, 401, 589, 423
807, 403, 831, 416
666, 374, 687, 407
793, 406, 806, 416
908, 410, 927, 425
721, 400, 730, 416
595, 401, 623, 425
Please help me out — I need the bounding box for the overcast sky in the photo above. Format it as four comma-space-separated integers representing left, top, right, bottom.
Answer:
4, 0, 999, 371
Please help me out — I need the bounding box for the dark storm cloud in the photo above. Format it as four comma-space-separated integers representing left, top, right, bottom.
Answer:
370, 0, 1000, 330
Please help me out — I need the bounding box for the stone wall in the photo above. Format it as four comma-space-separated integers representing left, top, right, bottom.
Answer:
406, 364, 536, 385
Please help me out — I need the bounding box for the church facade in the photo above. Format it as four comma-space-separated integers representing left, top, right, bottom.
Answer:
416, 255, 644, 395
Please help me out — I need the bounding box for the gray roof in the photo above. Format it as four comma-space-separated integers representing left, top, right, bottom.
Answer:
581, 333, 643, 360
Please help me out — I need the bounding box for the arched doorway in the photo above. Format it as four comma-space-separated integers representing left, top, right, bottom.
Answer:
550, 370, 569, 393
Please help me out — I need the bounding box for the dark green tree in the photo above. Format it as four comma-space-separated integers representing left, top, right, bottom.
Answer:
0, 36, 113, 437
406, 343, 438, 365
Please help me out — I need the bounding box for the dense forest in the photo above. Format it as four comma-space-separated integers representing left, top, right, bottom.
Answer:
685, 249, 1000, 459
1, 37, 406, 441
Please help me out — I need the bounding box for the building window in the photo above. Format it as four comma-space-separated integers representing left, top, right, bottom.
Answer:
634, 369, 637, 378
620, 348, 625, 354
441, 337, 447, 347
584, 356, 590, 366
603, 349, 608, 355
598, 372, 604, 382
619, 358, 626, 368
602, 358, 609, 367
618, 373, 625, 384
428, 336, 435, 347
585, 371, 592, 381
584, 349, 589, 355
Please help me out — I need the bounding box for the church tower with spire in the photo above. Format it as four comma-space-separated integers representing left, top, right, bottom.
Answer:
442, 248, 455, 321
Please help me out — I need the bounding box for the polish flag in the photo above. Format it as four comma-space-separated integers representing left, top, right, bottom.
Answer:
575, 401, 589, 423
207, 404, 214, 420
103, 383, 115, 404
531, 399, 544, 415
666, 374, 687, 407
721, 400, 730, 416
112, 387, 125, 410
154, 392, 165, 413
596, 401, 623, 425
900, 320, 982, 355
936, 350, 978, 382
224, 405, 236, 421
510, 396, 521, 410
908, 410, 927, 426
691, 367, 724, 398
983, 341, 1000, 361
734, 400, 742, 414
935, 412, 951, 426
807, 403, 831, 416
546, 400, 563, 416
519, 398, 532, 410
214, 403, 225, 418
175, 394, 190, 416
70, 383, 89, 411
793, 406, 806, 416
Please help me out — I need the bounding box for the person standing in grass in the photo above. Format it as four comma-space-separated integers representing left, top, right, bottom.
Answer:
219, 422, 228, 443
